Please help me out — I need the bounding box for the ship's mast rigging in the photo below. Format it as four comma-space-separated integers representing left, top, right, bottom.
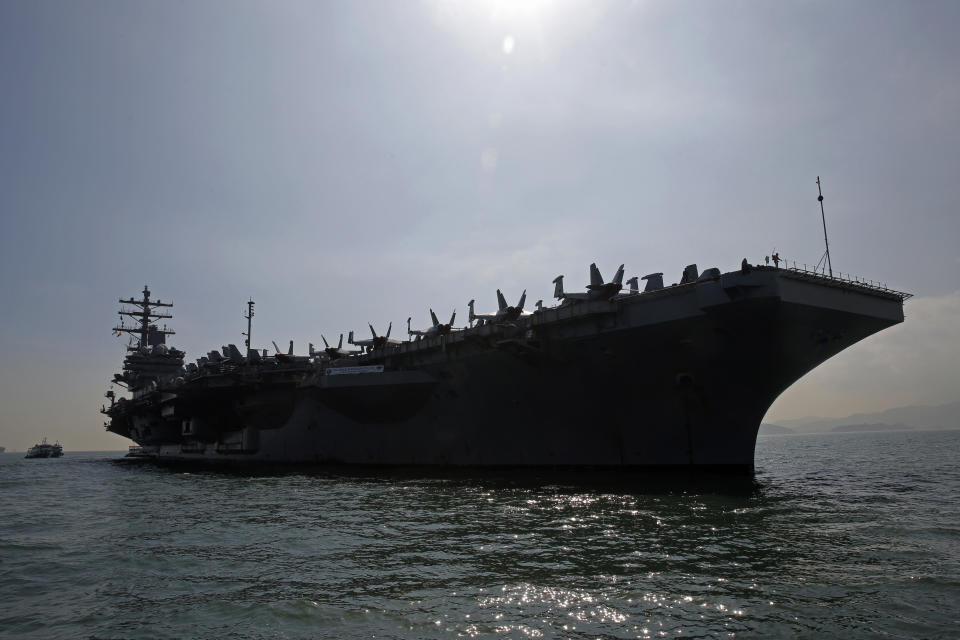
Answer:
113, 285, 175, 349
815, 176, 833, 277
242, 299, 255, 352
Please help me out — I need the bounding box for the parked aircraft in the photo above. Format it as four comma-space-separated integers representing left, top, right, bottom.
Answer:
349, 323, 402, 352
314, 334, 360, 359
408, 310, 457, 340
553, 263, 625, 302
272, 340, 293, 356
270, 340, 310, 363
468, 290, 529, 325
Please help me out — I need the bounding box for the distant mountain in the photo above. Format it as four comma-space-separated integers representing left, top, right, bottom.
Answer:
830, 423, 913, 433
776, 401, 960, 433
758, 423, 797, 435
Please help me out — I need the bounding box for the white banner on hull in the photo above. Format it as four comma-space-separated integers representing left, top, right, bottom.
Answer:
324, 365, 384, 376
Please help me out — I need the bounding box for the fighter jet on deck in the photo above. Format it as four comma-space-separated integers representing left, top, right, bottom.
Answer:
270, 340, 310, 363
553, 263, 626, 303
468, 290, 530, 326
408, 309, 457, 340
313, 334, 361, 359
348, 323, 402, 352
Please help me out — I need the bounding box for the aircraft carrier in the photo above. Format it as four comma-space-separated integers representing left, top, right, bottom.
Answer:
102, 260, 909, 472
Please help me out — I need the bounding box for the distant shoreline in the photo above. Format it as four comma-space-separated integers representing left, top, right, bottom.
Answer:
759, 425, 958, 436
831, 423, 911, 433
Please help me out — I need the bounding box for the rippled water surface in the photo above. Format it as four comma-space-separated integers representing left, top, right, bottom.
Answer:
1, 430, 958, 639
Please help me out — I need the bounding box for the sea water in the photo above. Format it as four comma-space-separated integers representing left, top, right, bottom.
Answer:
1, 430, 958, 639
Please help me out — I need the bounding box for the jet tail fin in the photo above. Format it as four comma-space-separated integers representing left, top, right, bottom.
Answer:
496, 289, 508, 310
348, 331, 355, 345
468, 299, 476, 322
369, 323, 377, 338
517, 290, 526, 311
553, 275, 564, 299
272, 340, 281, 354
430, 309, 439, 327
590, 263, 604, 288
321, 335, 330, 348
227, 344, 245, 361
448, 309, 456, 326
612, 264, 625, 286
288, 340, 293, 356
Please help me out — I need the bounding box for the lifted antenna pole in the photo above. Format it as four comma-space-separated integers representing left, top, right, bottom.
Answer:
243, 299, 255, 350
817, 176, 833, 277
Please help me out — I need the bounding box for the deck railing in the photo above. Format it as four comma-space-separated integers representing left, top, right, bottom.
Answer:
778, 260, 912, 301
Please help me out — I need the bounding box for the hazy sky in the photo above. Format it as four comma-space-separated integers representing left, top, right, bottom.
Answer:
1, 0, 958, 450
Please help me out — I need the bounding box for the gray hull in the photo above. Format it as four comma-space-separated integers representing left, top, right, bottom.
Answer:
111, 268, 905, 472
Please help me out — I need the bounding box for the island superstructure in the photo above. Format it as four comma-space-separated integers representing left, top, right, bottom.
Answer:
102, 260, 909, 472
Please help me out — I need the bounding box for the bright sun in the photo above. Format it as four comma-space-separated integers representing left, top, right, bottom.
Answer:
426, 0, 577, 57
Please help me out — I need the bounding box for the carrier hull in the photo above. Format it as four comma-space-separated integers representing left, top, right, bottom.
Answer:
106, 268, 906, 472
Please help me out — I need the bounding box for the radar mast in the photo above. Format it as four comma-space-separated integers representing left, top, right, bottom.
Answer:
113, 285, 175, 350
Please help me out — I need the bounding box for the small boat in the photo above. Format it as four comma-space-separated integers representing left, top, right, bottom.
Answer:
25, 438, 63, 459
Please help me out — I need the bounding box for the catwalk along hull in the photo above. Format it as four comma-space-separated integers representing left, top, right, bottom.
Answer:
107, 268, 906, 472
